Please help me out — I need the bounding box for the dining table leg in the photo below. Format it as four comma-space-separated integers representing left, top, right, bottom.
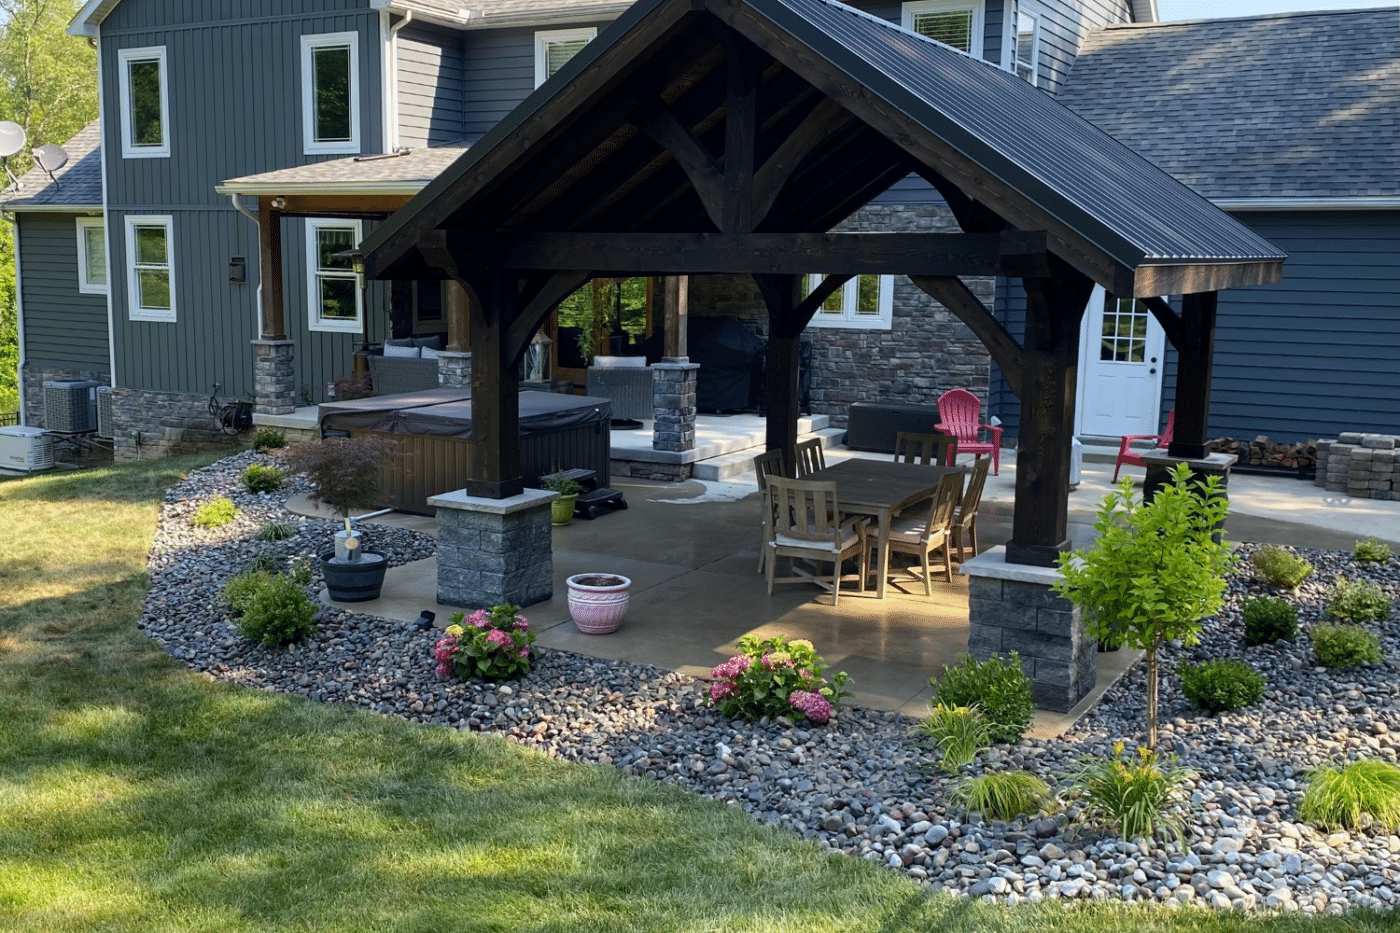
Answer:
875, 507, 891, 599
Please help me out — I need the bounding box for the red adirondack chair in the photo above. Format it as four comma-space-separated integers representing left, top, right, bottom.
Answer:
1113, 409, 1175, 482
935, 388, 1002, 475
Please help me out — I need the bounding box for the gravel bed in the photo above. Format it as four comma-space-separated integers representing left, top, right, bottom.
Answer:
140, 453, 1400, 914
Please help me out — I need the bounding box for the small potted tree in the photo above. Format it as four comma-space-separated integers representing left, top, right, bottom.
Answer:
287, 435, 397, 602
541, 471, 582, 526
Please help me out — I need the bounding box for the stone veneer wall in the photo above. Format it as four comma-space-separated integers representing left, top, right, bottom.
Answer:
967, 576, 1095, 713
20, 365, 110, 427
687, 204, 994, 427
110, 387, 249, 463
1316, 434, 1400, 499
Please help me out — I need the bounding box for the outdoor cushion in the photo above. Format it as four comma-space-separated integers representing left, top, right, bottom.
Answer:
384, 343, 421, 359
420, 345, 441, 360
385, 337, 416, 348
414, 335, 445, 351
773, 527, 862, 551
592, 355, 647, 368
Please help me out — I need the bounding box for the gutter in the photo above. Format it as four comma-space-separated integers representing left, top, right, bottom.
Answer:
228, 194, 264, 340
1212, 197, 1400, 212
385, 10, 414, 152
1, 209, 26, 423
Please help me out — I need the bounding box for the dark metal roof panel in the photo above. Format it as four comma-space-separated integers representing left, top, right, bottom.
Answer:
769, 0, 1285, 263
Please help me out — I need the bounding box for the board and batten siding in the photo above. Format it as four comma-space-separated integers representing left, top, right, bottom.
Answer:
397, 21, 465, 147
1016, 0, 1138, 97
16, 213, 110, 372
97, 2, 385, 397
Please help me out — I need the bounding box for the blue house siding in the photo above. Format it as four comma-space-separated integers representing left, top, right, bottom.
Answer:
16, 213, 110, 372
397, 21, 466, 147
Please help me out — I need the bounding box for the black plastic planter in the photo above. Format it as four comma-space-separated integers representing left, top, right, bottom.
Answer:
320, 552, 388, 602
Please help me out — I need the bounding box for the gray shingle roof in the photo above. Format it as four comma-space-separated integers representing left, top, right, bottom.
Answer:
1058, 8, 1400, 201
0, 120, 102, 210
387, 0, 629, 27
218, 145, 469, 195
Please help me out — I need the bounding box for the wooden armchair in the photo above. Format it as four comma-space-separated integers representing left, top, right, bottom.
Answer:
765, 476, 868, 606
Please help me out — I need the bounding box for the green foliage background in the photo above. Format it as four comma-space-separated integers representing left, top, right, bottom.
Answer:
0, 0, 100, 413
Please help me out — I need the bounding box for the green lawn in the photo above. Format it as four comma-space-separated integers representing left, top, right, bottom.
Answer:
2, 456, 1399, 932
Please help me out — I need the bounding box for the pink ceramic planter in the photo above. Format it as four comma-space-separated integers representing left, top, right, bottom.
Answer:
566, 573, 632, 634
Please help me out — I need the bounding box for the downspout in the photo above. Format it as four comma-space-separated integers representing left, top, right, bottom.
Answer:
228, 193, 263, 340
1, 209, 26, 423
385, 9, 414, 152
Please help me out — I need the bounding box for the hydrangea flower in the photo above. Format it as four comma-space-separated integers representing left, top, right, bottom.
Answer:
789, 690, 833, 724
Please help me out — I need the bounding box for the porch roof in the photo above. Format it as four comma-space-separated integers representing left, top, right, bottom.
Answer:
217, 145, 469, 198
359, 0, 1284, 298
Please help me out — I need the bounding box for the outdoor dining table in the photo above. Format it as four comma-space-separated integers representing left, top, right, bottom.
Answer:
802, 458, 964, 600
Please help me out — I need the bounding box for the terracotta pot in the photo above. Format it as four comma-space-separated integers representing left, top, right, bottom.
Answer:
566, 573, 631, 634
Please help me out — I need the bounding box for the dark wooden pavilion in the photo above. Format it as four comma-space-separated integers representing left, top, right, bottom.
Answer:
358, 0, 1286, 569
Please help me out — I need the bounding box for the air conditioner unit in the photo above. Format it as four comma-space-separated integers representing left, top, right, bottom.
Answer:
0, 426, 54, 473
43, 380, 100, 433
96, 386, 115, 439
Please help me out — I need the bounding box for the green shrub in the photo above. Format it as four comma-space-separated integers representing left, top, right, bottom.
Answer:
1354, 538, 1392, 564
1311, 624, 1383, 668
193, 497, 237, 528
252, 428, 286, 452
257, 519, 298, 542
1242, 596, 1298, 646
240, 553, 283, 576
222, 570, 279, 615
929, 652, 1034, 745
1298, 760, 1400, 832
953, 771, 1052, 821
1249, 545, 1313, 589
289, 558, 312, 585
1326, 577, 1392, 623
1063, 742, 1193, 845
1178, 659, 1265, 713
241, 463, 287, 493
237, 575, 317, 647
915, 704, 991, 772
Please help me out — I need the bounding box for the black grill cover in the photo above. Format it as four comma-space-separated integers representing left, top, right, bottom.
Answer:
689, 315, 762, 412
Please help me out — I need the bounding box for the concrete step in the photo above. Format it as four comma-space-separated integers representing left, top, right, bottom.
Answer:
691, 425, 849, 482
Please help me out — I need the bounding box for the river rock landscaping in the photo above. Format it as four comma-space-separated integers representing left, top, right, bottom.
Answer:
142, 452, 1400, 915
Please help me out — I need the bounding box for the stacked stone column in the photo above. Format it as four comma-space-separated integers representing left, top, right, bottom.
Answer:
436, 351, 472, 388
1316, 433, 1400, 500
252, 339, 297, 415
429, 489, 556, 609
651, 358, 699, 453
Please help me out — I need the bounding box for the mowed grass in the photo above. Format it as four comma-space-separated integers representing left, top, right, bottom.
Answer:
3, 457, 1400, 932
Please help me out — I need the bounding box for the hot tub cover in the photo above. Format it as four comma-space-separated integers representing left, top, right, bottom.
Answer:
320, 389, 612, 438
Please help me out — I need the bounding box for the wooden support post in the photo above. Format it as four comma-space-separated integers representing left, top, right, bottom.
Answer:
755, 274, 802, 471
446, 279, 471, 352
468, 270, 524, 499
1006, 269, 1093, 567
1167, 291, 1218, 461
257, 198, 285, 340
662, 275, 688, 358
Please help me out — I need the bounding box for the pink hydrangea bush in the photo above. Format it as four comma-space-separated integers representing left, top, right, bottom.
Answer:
433, 603, 536, 681
708, 635, 851, 724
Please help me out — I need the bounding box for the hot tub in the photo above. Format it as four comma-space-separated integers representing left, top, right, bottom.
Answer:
319, 389, 612, 515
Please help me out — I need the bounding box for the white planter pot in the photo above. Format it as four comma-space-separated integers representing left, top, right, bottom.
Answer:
566, 573, 632, 634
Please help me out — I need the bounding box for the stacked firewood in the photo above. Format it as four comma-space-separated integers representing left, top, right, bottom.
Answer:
1209, 436, 1317, 470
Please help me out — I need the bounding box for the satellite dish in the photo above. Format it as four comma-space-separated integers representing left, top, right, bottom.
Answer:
34, 144, 68, 174
0, 121, 25, 158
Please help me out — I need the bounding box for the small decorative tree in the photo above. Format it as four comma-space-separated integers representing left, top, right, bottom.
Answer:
286, 436, 397, 545
1054, 462, 1234, 749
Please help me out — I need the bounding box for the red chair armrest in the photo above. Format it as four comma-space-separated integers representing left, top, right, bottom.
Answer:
980, 423, 1003, 446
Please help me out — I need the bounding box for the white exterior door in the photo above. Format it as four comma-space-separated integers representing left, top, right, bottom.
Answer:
1075, 285, 1166, 438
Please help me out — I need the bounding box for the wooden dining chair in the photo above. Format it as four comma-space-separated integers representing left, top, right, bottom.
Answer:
794, 438, 826, 477
893, 431, 959, 467
951, 456, 991, 563
752, 449, 787, 573
765, 475, 867, 606
871, 472, 964, 595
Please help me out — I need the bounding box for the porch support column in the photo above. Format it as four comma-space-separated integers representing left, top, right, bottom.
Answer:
1167, 291, 1218, 461
439, 279, 472, 387
252, 199, 293, 415
1006, 269, 1094, 567
661, 276, 689, 359
755, 273, 803, 471
467, 269, 524, 499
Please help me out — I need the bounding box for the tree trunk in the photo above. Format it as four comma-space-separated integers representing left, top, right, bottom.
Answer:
1145, 639, 1161, 751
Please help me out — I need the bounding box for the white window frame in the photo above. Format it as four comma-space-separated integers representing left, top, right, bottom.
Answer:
1015, 11, 1040, 86
306, 219, 364, 333
117, 46, 170, 158
804, 274, 895, 331
124, 215, 176, 322
301, 32, 361, 155
534, 27, 597, 88
901, 0, 985, 59
75, 217, 108, 295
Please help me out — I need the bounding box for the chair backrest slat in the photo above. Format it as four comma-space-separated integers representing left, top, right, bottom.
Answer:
795, 438, 825, 477
753, 449, 786, 491
767, 476, 842, 544
936, 388, 983, 443
921, 471, 965, 538
894, 431, 958, 467
957, 457, 991, 530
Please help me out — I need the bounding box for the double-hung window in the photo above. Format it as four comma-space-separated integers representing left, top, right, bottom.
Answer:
76, 217, 107, 295
302, 32, 360, 154
1015, 12, 1040, 86
902, 1, 985, 58
802, 274, 895, 330
307, 220, 363, 333
534, 28, 596, 87
125, 216, 175, 321
118, 46, 169, 158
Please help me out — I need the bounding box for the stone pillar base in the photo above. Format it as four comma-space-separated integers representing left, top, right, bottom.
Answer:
429, 488, 556, 608
962, 546, 1094, 713
437, 351, 471, 387
1141, 450, 1234, 500
252, 339, 296, 415
652, 357, 699, 452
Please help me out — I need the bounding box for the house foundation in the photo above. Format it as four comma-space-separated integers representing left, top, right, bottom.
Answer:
110, 386, 247, 462
429, 488, 556, 609
962, 546, 1095, 713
